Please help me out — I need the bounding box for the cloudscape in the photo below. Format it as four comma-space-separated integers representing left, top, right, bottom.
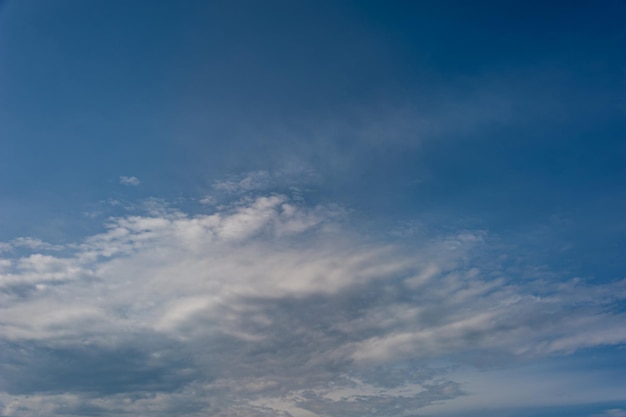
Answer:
1, 1, 625, 416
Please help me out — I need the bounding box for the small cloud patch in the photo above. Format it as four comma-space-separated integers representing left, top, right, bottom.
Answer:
120, 176, 141, 186
601, 409, 626, 417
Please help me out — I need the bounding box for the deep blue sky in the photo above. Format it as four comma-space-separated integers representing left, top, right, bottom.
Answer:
0, 1, 625, 416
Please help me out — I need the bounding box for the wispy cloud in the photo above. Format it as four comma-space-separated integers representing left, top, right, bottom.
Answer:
119, 176, 141, 186
211, 169, 319, 196
0, 237, 64, 254
599, 409, 626, 417
0, 192, 625, 416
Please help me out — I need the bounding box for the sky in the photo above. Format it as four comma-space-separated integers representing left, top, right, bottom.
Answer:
0, 1, 625, 416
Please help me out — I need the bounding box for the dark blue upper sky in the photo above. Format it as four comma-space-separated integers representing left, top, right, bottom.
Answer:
1, 0, 624, 237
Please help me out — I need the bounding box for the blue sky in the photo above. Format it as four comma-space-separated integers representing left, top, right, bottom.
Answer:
0, 1, 625, 416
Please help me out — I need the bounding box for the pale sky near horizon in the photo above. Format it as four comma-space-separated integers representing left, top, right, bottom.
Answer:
1, 1, 626, 416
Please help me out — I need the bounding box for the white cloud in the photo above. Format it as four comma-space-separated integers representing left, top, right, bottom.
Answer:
0, 192, 625, 417
600, 409, 626, 417
199, 195, 215, 205
0, 237, 64, 254
0, 259, 11, 272
119, 176, 141, 186
213, 170, 272, 193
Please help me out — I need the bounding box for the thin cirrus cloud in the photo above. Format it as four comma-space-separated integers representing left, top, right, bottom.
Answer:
1, 183, 625, 416
119, 176, 141, 186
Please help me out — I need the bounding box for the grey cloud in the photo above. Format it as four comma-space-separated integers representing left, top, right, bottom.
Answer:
0, 193, 625, 416
290, 379, 463, 417
0, 336, 195, 396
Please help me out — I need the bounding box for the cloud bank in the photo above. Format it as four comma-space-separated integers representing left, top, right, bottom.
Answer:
1, 190, 625, 416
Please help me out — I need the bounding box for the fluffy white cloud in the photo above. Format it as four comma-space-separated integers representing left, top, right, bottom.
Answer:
0, 193, 625, 416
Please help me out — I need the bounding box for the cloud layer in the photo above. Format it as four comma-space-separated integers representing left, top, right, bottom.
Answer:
1, 191, 625, 416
